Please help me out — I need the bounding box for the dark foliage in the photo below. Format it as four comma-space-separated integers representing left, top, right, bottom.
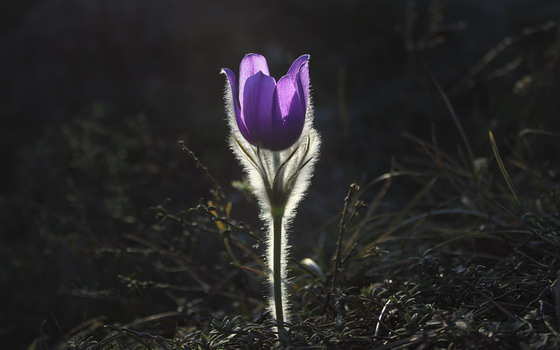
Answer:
1, 1, 560, 349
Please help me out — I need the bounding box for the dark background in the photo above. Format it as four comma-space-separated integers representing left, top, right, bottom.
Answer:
1, 0, 559, 348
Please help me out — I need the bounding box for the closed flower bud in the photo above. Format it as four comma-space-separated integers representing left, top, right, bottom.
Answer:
222, 53, 309, 151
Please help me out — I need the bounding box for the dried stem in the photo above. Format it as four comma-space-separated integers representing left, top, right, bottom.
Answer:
331, 183, 360, 286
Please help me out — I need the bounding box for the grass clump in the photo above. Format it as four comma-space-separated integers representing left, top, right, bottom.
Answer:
53, 120, 560, 349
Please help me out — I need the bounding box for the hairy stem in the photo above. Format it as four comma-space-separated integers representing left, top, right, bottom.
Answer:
271, 207, 285, 328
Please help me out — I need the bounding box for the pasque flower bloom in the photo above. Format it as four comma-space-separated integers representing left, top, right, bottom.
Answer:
222, 53, 309, 151
221, 53, 320, 330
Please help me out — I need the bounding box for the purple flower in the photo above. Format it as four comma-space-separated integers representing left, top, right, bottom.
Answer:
222, 53, 310, 151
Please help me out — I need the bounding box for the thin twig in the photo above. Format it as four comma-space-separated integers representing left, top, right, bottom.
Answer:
331, 183, 361, 286
471, 287, 533, 331
320, 183, 360, 315
178, 141, 226, 205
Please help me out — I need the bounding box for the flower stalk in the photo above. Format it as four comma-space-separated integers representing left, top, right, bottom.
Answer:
271, 206, 285, 326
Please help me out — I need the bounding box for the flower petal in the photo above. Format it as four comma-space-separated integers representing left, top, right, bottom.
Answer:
274, 75, 299, 118
285, 55, 310, 107
268, 75, 305, 150
239, 54, 270, 109
287, 54, 310, 81
296, 61, 310, 106
242, 71, 276, 146
221, 68, 251, 142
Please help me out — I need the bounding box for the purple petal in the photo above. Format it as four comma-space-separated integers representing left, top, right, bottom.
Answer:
239, 54, 270, 109
241, 71, 276, 145
274, 75, 299, 118
221, 68, 251, 142
287, 54, 310, 81
268, 75, 305, 150
296, 61, 310, 106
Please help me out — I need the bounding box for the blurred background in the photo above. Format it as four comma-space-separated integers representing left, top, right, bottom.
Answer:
1, 0, 559, 348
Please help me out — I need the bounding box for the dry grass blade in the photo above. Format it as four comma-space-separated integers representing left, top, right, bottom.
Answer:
488, 131, 528, 214
423, 63, 475, 167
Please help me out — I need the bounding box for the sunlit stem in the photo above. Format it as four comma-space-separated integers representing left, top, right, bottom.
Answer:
271, 204, 286, 329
